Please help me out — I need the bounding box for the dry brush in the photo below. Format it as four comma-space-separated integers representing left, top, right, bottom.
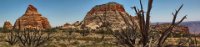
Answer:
5, 29, 52, 47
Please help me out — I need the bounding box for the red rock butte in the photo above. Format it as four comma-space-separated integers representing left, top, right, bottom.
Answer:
88, 2, 125, 14
13, 4, 51, 30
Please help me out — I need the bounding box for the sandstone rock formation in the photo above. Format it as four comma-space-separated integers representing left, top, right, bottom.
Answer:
80, 2, 138, 30
61, 23, 75, 29
3, 21, 13, 31
13, 4, 51, 30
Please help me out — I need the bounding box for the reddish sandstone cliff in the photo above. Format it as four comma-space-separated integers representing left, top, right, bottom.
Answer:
13, 5, 51, 30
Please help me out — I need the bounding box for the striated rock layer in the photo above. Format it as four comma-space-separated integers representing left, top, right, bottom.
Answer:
152, 23, 189, 34
13, 5, 51, 30
80, 2, 138, 30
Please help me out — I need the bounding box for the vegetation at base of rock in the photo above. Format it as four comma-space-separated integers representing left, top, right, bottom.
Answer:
0, 27, 198, 47
5, 29, 52, 47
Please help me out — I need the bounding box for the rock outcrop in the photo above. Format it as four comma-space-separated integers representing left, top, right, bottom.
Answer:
61, 23, 75, 29
80, 2, 138, 30
3, 21, 13, 31
13, 4, 51, 30
61, 21, 82, 30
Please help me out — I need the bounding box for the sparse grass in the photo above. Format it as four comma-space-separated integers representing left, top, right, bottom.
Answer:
0, 29, 199, 47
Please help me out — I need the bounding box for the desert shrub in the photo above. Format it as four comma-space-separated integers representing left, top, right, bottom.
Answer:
79, 28, 90, 36
5, 31, 18, 45
6, 29, 52, 47
94, 28, 113, 35
58, 43, 67, 47
0, 28, 12, 33
65, 31, 77, 43
63, 28, 77, 35
0, 27, 3, 32
71, 41, 80, 45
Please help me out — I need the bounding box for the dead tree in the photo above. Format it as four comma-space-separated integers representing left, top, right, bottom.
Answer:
113, 0, 187, 47
157, 4, 186, 47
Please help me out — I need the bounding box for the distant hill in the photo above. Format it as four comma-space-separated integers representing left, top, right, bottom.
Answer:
153, 21, 200, 34
180, 21, 200, 34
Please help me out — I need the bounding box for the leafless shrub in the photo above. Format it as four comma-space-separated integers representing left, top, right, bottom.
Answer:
176, 32, 199, 47
185, 32, 198, 47
17, 29, 52, 47
5, 30, 18, 45
6, 29, 52, 47
113, 28, 140, 47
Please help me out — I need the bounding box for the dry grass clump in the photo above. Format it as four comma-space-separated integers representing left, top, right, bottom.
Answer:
41, 29, 117, 47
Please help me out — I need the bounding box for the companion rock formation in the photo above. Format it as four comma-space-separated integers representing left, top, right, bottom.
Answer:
3, 21, 13, 31
80, 2, 138, 30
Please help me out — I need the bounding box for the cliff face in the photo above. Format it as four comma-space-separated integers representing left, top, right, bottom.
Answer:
80, 2, 138, 30
3, 21, 13, 31
13, 5, 51, 30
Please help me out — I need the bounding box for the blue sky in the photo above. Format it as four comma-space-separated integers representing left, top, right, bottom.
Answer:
0, 0, 199, 27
